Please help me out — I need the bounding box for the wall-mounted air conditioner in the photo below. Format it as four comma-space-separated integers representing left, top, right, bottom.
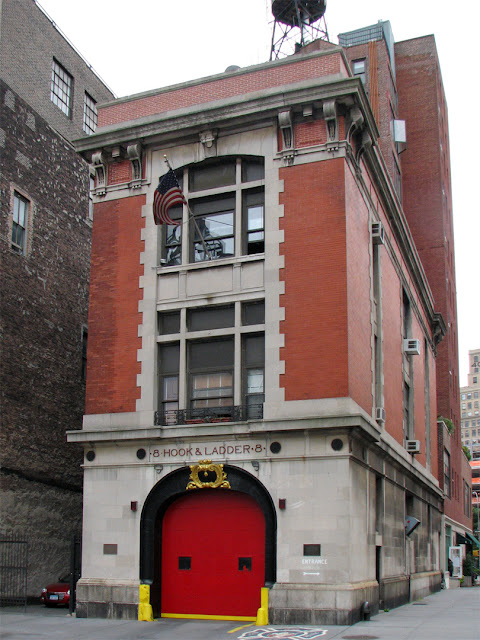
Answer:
394, 120, 407, 144
406, 439, 421, 454
403, 339, 420, 355
375, 407, 386, 423
372, 221, 385, 245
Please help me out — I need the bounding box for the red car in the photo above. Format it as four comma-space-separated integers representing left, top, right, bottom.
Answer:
40, 574, 70, 607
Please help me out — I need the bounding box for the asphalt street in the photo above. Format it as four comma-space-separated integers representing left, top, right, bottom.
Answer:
1, 586, 479, 640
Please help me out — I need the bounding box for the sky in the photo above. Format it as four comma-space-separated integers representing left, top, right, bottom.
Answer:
37, 0, 479, 385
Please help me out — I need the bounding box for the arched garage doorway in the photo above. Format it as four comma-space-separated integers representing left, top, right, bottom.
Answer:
140, 464, 276, 619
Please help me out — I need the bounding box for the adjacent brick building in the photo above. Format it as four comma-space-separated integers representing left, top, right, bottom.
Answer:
339, 21, 473, 579
0, 0, 113, 597
69, 17, 460, 622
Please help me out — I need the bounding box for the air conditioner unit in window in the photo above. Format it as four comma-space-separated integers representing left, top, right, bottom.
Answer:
372, 221, 385, 245
403, 339, 420, 355
406, 439, 421, 454
375, 407, 386, 423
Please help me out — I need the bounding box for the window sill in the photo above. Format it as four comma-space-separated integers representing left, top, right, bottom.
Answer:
155, 253, 264, 274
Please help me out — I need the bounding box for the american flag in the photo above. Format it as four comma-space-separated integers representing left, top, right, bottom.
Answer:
153, 168, 186, 225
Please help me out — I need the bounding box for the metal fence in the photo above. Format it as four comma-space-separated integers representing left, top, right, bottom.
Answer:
69, 533, 82, 614
0, 531, 28, 610
155, 404, 264, 426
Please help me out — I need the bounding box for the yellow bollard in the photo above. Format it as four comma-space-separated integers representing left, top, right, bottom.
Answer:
138, 584, 154, 621
255, 587, 269, 625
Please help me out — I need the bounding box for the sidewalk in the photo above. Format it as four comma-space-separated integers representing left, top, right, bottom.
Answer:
1, 587, 479, 640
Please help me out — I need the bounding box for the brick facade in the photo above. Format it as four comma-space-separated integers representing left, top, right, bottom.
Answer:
0, 0, 114, 597
0, 81, 89, 592
85, 195, 145, 414
0, 0, 114, 140
395, 37, 469, 531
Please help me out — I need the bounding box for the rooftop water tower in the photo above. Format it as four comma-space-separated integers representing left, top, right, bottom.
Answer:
270, 0, 329, 60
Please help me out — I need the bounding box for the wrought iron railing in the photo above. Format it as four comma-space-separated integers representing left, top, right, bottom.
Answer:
0, 531, 28, 610
154, 404, 263, 426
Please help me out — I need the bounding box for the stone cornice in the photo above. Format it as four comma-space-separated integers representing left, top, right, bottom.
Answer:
74, 76, 376, 158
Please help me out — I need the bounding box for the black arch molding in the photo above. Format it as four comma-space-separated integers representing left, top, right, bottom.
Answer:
139, 464, 277, 587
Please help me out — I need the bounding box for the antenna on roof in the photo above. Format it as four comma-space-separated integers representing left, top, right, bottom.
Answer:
270, 0, 329, 60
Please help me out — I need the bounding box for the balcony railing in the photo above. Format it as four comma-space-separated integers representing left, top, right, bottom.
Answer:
154, 404, 263, 427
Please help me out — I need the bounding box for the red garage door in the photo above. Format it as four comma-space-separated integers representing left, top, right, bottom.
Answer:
161, 489, 265, 619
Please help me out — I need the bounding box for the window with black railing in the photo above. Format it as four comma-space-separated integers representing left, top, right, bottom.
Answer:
157, 300, 265, 426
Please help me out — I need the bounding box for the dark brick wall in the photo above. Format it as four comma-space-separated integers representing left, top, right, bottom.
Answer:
0, 0, 114, 141
0, 81, 89, 593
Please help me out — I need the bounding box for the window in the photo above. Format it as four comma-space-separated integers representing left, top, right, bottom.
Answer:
189, 338, 234, 411
81, 327, 88, 381
159, 343, 179, 423
191, 195, 235, 262
464, 482, 471, 517
474, 377, 478, 384
11, 192, 29, 253
88, 172, 95, 221
242, 300, 265, 326
83, 92, 97, 134
244, 190, 264, 255
164, 205, 182, 266
189, 159, 236, 192
243, 334, 265, 419
157, 301, 265, 425
162, 157, 265, 266
51, 59, 73, 116
444, 449, 451, 498
187, 305, 234, 331
352, 58, 366, 84
159, 311, 180, 335
403, 382, 411, 441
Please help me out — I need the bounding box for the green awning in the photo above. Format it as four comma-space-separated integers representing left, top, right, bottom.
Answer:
466, 531, 480, 548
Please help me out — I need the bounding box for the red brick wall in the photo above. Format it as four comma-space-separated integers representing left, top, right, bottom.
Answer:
98, 53, 348, 127
396, 36, 459, 427
345, 163, 373, 413
279, 158, 348, 400
381, 253, 404, 445
108, 160, 131, 185
396, 37, 468, 526
85, 195, 145, 414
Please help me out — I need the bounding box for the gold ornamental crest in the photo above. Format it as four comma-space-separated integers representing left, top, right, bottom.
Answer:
186, 459, 231, 490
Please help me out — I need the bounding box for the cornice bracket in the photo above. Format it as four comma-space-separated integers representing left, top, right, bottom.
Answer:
91, 150, 107, 196
127, 142, 143, 189
199, 129, 218, 158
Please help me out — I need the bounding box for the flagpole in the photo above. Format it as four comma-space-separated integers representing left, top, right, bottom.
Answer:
163, 156, 213, 261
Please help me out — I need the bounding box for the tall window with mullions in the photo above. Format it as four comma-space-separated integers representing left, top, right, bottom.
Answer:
160, 157, 264, 265
51, 59, 73, 117
243, 334, 265, 419
164, 205, 182, 265
190, 195, 235, 262
188, 338, 234, 414
12, 192, 28, 253
159, 343, 179, 424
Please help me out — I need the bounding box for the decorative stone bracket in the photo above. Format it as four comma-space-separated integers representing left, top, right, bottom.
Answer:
127, 142, 143, 189
199, 129, 218, 158
278, 109, 296, 166
91, 150, 107, 196
323, 99, 339, 151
